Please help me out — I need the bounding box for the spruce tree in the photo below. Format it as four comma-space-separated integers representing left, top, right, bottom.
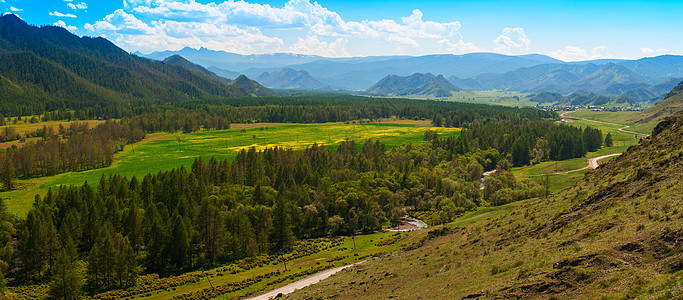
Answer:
604, 132, 614, 147
168, 213, 189, 269
49, 228, 82, 300
271, 196, 294, 253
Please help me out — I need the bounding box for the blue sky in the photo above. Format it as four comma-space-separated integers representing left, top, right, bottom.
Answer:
3, 0, 681, 60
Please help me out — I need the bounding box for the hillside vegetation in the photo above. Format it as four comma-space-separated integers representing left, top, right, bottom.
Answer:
631, 80, 683, 126
367, 73, 460, 97
293, 113, 683, 299
0, 15, 251, 116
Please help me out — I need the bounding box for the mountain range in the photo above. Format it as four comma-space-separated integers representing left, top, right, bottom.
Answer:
631, 79, 683, 125
366, 73, 461, 97
163, 54, 273, 96
256, 68, 328, 90
0, 14, 254, 115
448, 63, 678, 102
143, 48, 683, 96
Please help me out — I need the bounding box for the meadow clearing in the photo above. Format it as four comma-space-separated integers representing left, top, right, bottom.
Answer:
513, 110, 648, 192
2, 120, 460, 215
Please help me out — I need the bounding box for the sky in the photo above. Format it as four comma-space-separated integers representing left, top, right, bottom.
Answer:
2, 0, 682, 60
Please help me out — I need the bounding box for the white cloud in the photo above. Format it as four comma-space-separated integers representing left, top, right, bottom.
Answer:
88, 0, 472, 56
549, 45, 612, 61
67, 2, 87, 10
9, 6, 22, 12
53, 20, 77, 31
289, 35, 349, 57
50, 11, 77, 18
86, 9, 283, 54
493, 27, 530, 54
437, 37, 485, 54
641, 47, 669, 55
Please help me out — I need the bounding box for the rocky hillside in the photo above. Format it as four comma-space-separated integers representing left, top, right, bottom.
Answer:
292, 113, 683, 299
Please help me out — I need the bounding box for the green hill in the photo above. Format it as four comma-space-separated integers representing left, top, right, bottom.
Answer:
366, 73, 461, 97
631, 80, 683, 126
228, 74, 275, 97
292, 112, 683, 298
0, 14, 251, 116
256, 68, 329, 90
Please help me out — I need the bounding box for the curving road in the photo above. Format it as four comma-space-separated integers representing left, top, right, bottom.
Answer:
246, 261, 365, 300
559, 111, 649, 136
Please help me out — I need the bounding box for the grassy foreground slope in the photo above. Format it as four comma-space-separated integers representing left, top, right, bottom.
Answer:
292, 113, 683, 299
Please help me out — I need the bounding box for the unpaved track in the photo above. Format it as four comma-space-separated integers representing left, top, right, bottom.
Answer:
559, 111, 649, 136
523, 153, 621, 177
246, 261, 365, 300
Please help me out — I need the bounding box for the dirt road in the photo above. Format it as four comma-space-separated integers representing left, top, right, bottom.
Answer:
246, 261, 365, 300
559, 111, 649, 136
586, 153, 621, 169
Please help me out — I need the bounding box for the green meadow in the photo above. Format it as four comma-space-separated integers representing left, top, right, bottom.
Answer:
514, 110, 646, 192
2, 121, 460, 216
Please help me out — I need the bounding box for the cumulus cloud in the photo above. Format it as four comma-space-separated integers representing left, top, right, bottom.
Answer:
289, 35, 349, 57
549, 45, 612, 61
67, 2, 87, 10
53, 20, 77, 31
9, 6, 22, 12
50, 11, 77, 18
86, 9, 283, 54
640, 47, 669, 55
437, 34, 485, 54
493, 27, 530, 54
88, 0, 472, 56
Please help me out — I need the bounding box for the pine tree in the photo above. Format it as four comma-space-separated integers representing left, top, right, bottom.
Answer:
168, 213, 189, 269
271, 196, 294, 253
112, 233, 137, 288
604, 132, 613, 147
49, 228, 82, 300
2, 156, 14, 191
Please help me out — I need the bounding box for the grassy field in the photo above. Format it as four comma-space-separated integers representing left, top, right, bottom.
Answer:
2, 121, 459, 216
400, 90, 541, 107
514, 110, 646, 192
569, 109, 655, 134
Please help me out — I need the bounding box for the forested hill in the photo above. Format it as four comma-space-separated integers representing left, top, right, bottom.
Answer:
366, 73, 461, 97
0, 14, 251, 116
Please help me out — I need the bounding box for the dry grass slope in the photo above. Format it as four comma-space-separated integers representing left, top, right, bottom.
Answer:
291, 113, 683, 299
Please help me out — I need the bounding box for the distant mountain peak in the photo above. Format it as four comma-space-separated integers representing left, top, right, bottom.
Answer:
229, 74, 275, 96
366, 73, 461, 97
256, 68, 328, 90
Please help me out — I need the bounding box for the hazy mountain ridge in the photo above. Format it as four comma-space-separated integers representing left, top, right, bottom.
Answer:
163, 54, 229, 83
256, 68, 329, 90
143, 48, 683, 93
631, 79, 683, 124
163, 54, 274, 96
366, 73, 461, 97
